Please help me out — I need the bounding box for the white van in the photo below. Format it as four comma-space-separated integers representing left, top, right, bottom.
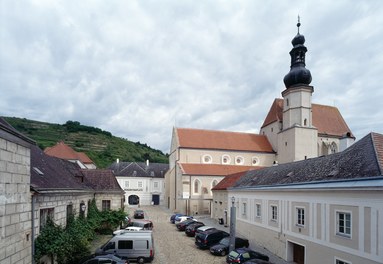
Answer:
96, 231, 154, 263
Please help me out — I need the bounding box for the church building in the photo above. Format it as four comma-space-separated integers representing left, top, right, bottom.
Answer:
165, 21, 355, 215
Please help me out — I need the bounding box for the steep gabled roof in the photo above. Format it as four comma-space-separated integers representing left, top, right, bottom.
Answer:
233, 132, 383, 189
212, 171, 249, 190
179, 163, 258, 176
81, 169, 124, 193
44, 141, 95, 165
30, 145, 91, 192
176, 128, 274, 152
261, 99, 354, 138
108, 161, 169, 178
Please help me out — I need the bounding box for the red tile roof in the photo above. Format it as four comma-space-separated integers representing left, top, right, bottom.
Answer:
176, 128, 274, 152
179, 163, 260, 176
44, 141, 94, 164
211, 171, 248, 190
261, 99, 354, 138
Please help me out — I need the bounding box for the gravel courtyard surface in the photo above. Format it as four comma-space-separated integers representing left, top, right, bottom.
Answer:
138, 205, 291, 264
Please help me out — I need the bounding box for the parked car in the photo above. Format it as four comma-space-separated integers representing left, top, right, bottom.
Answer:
170, 213, 185, 224
185, 222, 205, 237
96, 231, 154, 263
81, 254, 129, 264
243, 259, 273, 264
195, 225, 216, 236
114, 220, 153, 235
210, 236, 249, 256
134, 209, 145, 219
195, 229, 229, 249
226, 248, 269, 263
176, 219, 201, 231
174, 216, 193, 224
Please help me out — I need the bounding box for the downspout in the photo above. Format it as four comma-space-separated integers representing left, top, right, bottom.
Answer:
31, 192, 36, 264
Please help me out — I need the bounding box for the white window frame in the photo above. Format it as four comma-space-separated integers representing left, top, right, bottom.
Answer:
271, 205, 278, 221
242, 202, 247, 216
202, 154, 212, 164
296, 207, 305, 227
153, 181, 159, 189
235, 156, 244, 165
221, 154, 231, 165
138, 181, 143, 188
124, 181, 130, 188
255, 203, 261, 218
336, 211, 352, 238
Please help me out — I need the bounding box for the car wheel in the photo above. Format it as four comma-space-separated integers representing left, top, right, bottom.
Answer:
220, 250, 226, 256
137, 257, 145, 264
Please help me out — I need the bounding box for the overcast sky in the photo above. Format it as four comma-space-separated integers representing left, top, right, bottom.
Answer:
1, 0, 383, 153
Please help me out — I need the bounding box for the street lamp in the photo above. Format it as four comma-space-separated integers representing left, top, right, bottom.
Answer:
229, 196, 236, 253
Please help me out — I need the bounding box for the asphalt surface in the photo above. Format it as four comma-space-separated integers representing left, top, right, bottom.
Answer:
136, 205, 293, 264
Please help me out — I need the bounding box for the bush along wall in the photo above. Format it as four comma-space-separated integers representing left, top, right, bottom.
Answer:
34, 199, 127, 264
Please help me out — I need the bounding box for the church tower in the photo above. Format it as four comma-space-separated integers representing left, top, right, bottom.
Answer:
277, 18, 318, 163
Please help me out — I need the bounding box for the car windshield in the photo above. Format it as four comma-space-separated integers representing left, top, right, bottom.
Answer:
220, 237, 230, 246
229, 251, 239, 258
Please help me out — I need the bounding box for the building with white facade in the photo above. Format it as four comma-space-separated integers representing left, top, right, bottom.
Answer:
109, 160, 168, 206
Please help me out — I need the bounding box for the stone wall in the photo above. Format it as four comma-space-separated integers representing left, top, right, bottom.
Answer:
0, 137, 32, 264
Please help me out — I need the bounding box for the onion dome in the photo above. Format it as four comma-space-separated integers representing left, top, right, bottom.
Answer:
283, 18, 312, 88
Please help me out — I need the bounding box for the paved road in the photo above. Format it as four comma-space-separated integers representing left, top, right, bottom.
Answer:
136, 205, 292, 264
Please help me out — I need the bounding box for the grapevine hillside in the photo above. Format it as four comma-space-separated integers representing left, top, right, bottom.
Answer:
3, 117, 168, 168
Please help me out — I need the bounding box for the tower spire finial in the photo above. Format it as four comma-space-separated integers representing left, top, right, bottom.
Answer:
297, 15, 301, 34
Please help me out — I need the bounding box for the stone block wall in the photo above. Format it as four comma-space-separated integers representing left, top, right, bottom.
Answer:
0, 137, 32, 264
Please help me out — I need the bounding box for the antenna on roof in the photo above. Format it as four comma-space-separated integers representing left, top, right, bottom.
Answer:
297, 15, 301, 34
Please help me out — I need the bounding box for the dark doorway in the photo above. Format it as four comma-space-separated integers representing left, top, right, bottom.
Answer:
293, 243, 305, 264
128, 195, 139, 205
152, 194, 160, 205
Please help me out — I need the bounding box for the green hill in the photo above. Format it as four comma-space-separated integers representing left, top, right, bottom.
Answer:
3, 117, 169, 168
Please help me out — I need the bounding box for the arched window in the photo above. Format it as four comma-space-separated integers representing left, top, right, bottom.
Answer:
304, 118, 307, 126
330, 142, 338, 154
194, 179, 201, 194
211, 179, 218, 188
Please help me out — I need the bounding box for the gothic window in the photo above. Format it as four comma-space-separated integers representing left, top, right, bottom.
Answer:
330, 142, 338, 154
194, 179, 201, 194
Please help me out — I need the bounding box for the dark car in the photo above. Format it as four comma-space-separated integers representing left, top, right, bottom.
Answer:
195, 229, 229, 249
226, 248, 269, 263
133, 209, 145, 219
170, 213, 185, 224
185, 222, 205, 237
243, 259, 273, 264
210, 236, 249, 256
176, 219, 201, 231
81, 254, 129, 264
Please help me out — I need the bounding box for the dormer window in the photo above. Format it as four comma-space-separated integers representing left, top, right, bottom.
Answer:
221, 155, 231, 165
202, 154, 212, 164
